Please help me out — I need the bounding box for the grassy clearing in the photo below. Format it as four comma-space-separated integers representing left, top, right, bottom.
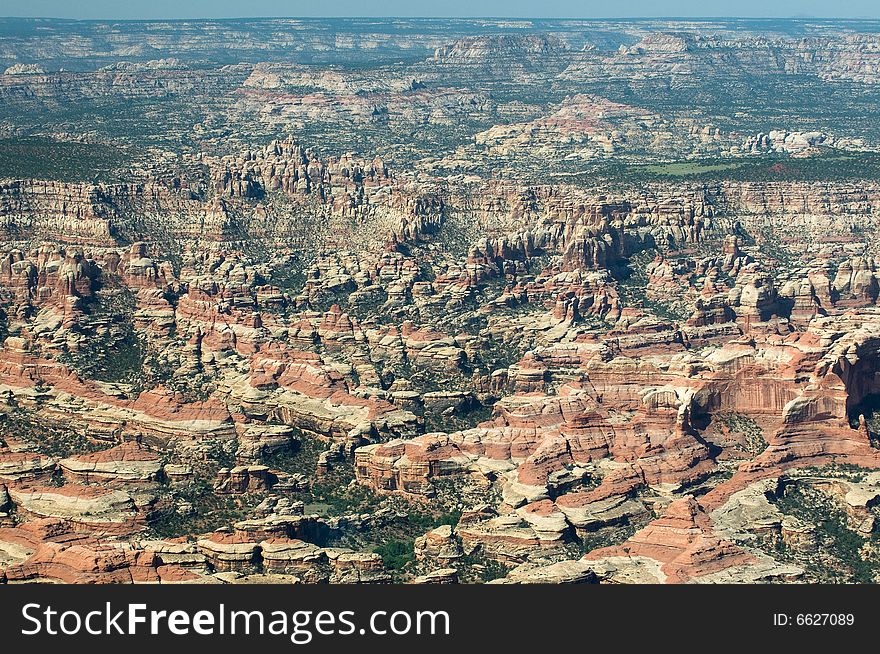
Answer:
564, 149, 880, 185
640, 161, 745, 176
0, 408, 114, 458
147, 480, 264, 539
0, 137, 129, 182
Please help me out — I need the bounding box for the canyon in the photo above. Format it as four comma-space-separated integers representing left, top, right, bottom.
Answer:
2, 17, 880, 584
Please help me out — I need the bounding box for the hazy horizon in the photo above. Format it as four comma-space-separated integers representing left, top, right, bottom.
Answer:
3, 16, 880, 21
1, 0, 878, 21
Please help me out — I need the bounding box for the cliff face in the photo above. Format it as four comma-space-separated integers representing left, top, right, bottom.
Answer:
559, 32, 880, 85
0, 65, 251, 103
4, 173, 868, 289
0, 142, 442, 248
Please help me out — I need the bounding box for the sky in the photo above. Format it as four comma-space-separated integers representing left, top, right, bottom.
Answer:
3, 1, 880, 20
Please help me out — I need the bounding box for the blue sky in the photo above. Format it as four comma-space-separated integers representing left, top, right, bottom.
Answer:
4, 1, 880, 20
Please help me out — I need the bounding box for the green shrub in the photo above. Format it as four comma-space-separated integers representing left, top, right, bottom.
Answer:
373, 540, 414, 570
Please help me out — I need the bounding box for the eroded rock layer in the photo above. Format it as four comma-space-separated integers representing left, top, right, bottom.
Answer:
5, 17, 880, 584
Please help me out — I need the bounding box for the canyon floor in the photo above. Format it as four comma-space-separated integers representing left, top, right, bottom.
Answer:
3, 17, 880, 584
